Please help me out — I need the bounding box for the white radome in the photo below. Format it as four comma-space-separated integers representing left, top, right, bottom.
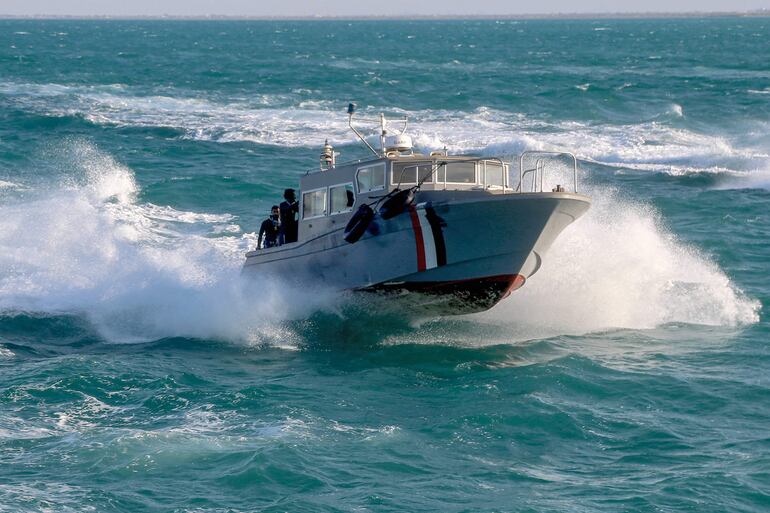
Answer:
384, 134, 413, 153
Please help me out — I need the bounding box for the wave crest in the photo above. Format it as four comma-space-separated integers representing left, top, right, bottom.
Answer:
0, 139, 759, 345
475, 186, 760, 338
0, 141, 333, 343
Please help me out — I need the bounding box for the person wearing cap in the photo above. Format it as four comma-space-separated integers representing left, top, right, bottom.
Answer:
279, 188, 299, 244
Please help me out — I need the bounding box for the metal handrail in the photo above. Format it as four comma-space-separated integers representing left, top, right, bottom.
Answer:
305, 156, 376, 175
518, 151, 579, 193
518, 160, 546, 192
305, 151, 579, 194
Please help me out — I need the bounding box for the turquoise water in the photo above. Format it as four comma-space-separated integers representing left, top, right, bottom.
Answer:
1, 18, 769, 512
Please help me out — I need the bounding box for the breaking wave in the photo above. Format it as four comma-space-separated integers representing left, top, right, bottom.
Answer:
0, 141, 334, 344
474, 185, 760, 339
0, 139, 759, 346
3, 81, 769, 180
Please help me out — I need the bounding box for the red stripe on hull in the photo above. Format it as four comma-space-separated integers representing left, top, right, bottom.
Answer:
408, 206, 426, 271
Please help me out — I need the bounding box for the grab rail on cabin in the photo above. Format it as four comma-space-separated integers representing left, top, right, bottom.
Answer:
517, 151, 579, 194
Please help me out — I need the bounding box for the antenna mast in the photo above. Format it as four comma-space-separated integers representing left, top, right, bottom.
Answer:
347, 103, 379, 157
346, 103, 410, 156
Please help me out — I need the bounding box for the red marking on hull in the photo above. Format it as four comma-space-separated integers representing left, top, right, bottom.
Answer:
408, 206, 426, 271
501, 274, 526, 299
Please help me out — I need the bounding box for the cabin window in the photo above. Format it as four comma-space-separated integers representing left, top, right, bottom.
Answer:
440, 162, 476, 183
302, 188, 327, 219
356, 163, 386, 193
329, 183, 355, 214
484, 161, 505, 187
392, 164, 433, 185
418, 165, 434, 184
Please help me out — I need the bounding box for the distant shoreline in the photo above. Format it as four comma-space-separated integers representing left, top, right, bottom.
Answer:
0, 11, 769, 21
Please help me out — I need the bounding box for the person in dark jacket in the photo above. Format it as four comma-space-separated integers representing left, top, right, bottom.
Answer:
258, 205, 281, 249
279, 188, 299, 244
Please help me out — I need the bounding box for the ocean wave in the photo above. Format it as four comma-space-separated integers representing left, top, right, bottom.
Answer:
0, 139, 758, 347
0, 141, 335, 343
0, 180, 23, 189
0, 81, 341, 146
712, 168, 770, 191
4, 81, 767, 178
474, 185, 760, 338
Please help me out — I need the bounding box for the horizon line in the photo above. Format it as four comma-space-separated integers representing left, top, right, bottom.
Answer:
1, 10, 769, 21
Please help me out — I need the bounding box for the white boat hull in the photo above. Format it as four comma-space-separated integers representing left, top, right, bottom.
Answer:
243, 190, 590, 315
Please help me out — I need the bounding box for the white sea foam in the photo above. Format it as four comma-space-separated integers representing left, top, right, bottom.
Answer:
713, 168, 770, 191
0, 138, 760, 345
668, 103, 684, 117
5, 80, 767, 178
0, 141, 335, 344
0, 81, 336, 146
474, 185, 760, 338
0, 482, 93, 513
0, 90, 763, 343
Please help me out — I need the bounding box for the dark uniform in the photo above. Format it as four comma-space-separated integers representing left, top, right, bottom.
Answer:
258, 212, 281, 249
279, 189, 299, 244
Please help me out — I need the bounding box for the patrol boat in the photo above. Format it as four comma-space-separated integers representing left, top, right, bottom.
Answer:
243, 104, 591, 315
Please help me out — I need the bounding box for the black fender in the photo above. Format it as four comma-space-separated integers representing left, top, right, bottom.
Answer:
378, 188, 415, 220
344, 204, 375, 243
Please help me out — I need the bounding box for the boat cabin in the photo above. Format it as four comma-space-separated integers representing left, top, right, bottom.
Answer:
295, 153, 512, 243
248, 105, 581, 260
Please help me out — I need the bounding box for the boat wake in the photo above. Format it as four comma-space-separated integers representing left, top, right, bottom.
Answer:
473, 185, 760, 341
0, 140, 760, 346
3, 80, 769, 181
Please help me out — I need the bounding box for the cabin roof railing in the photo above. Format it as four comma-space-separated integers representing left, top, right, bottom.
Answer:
303, 153, 495, 176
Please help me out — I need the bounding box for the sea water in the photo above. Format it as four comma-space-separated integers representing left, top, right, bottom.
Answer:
0, 18, 768, 512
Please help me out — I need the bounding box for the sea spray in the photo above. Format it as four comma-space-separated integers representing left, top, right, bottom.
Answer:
2, 19, 770, 513
475, 184, 760, 338
0, 142, 336, 344
0, 140, 760, 345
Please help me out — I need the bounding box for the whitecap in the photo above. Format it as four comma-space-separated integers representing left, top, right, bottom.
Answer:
0, 141, 336, 344
5, 80, 759, 175
473, 186, 760, 338
713, 168, 770, 191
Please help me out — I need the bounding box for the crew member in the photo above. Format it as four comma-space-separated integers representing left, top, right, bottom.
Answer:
258, 205, 281, 249
279, 188, 299, 244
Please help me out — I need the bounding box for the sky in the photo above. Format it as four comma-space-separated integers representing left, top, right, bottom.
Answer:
0, 0, 768, 16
